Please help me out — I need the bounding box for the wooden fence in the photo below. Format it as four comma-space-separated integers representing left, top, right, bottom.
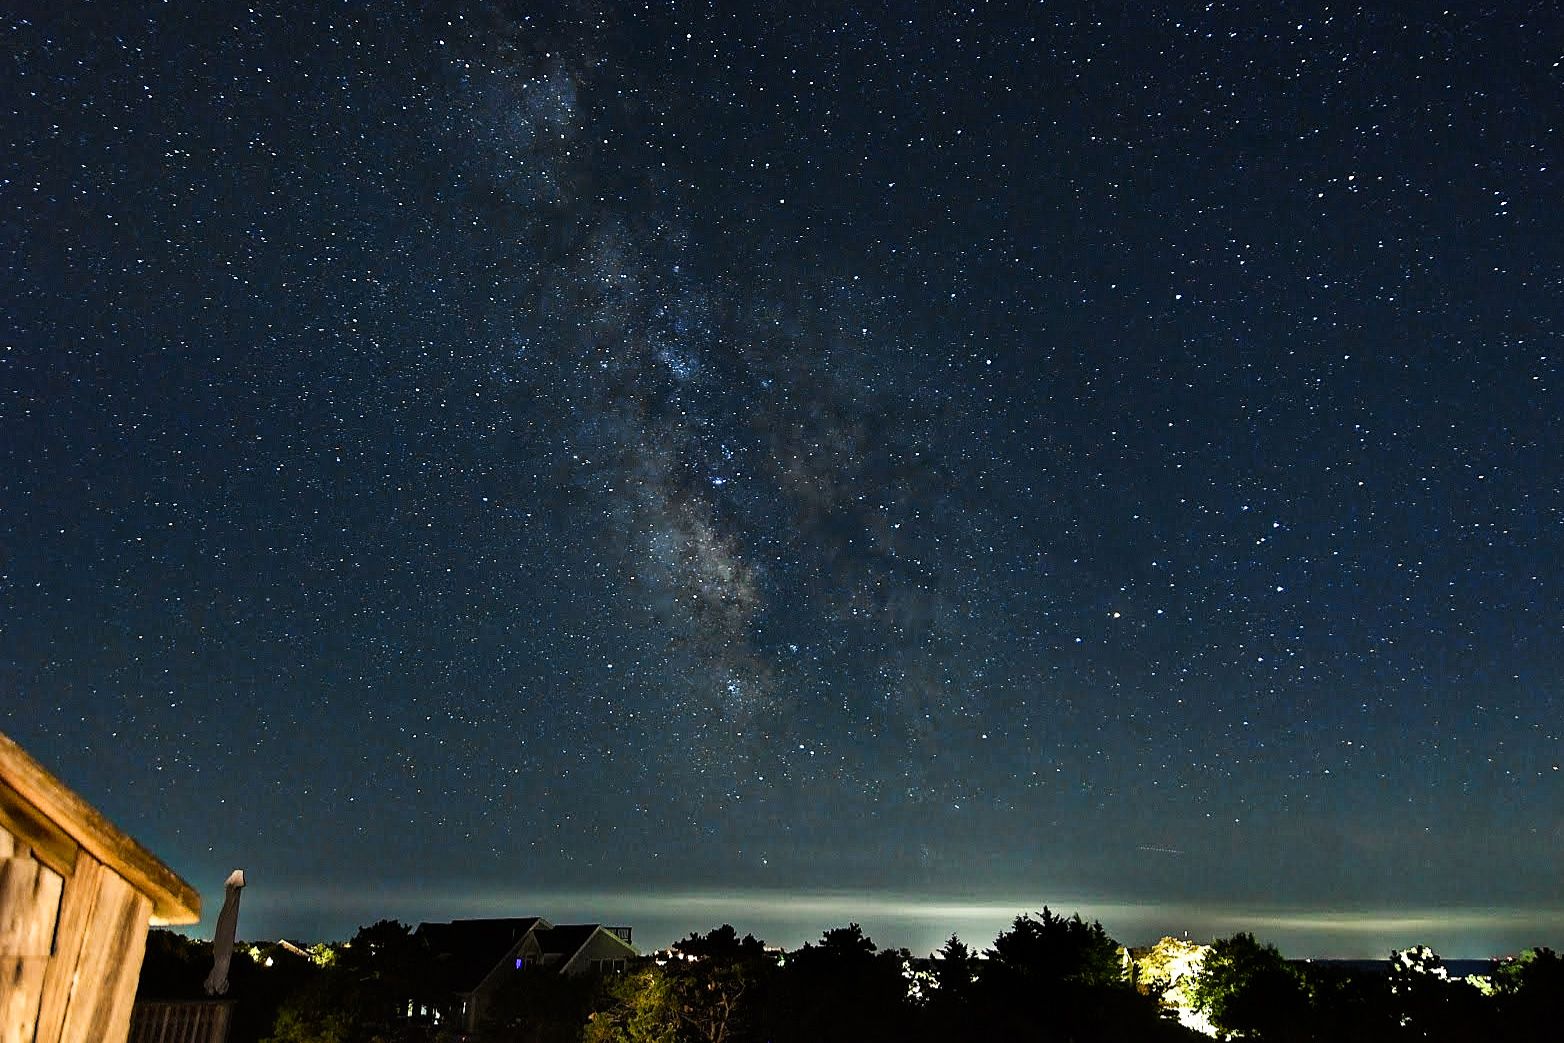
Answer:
127, 1001, 234, 1043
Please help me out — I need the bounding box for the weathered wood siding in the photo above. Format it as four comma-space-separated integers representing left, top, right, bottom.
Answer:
0, 820, 158, 1043
1, 821, 64, 1043
0, 734, 199, 1043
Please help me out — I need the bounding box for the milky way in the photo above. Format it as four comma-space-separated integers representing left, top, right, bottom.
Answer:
3, 2, 1561, 952
419, 11, 1017, 816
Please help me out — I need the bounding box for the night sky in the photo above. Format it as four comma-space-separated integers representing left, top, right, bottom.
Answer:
4, 2, 1561, 958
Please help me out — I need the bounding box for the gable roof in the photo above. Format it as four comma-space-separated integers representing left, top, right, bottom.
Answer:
533, 924, 599, 964
416, 917, 548, 992
544, 924, 639, 974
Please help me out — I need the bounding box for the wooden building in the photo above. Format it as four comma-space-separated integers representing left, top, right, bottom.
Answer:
0, 730, 201, 1043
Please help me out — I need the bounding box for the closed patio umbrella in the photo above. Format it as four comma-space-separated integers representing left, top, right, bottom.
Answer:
203, 869, 246, 996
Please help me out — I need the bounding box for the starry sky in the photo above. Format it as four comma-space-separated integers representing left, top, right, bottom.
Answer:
3, 2, 1561, 957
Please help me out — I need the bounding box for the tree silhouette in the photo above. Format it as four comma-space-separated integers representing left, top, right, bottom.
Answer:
763, 924, 912, 1043
580, 925, 778, 1043
665, 925, 775, 1043
968, 908, 1195, 1042
1189, 933, 1311, 1042
931, 934, 977, 1004
264, 920, 432, 1043
1491, 947, 1564, 1041
1384, 945, 1488, 1043
985, 907, 1124, 989
473, 963, 604, 1043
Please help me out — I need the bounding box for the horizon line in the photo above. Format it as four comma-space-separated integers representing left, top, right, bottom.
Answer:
217, 880, 1564, 959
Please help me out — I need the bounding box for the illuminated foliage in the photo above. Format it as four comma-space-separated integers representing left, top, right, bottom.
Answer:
1188, 933, 1310, 1041
581, 967, 678, 1043
1132, 937, 1213, 1035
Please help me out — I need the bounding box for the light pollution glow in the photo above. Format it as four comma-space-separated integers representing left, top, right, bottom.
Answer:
231, 882, 1564, 960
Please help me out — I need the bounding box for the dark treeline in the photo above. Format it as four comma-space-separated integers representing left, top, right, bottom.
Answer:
137, 909, 1564, 1042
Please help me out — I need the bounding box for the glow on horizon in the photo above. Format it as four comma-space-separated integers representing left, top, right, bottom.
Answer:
232, 882, 1564, 959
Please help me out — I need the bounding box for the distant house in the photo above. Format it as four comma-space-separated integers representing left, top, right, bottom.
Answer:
412, 916, 637, 1033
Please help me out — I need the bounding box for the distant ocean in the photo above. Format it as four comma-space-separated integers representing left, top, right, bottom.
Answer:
1298, 959, 1496, 978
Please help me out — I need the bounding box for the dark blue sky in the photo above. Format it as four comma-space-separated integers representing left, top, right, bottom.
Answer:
3, 2, 1560, 956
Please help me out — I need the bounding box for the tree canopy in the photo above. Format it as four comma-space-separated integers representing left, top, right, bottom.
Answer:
137, 911, 1562, 1043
